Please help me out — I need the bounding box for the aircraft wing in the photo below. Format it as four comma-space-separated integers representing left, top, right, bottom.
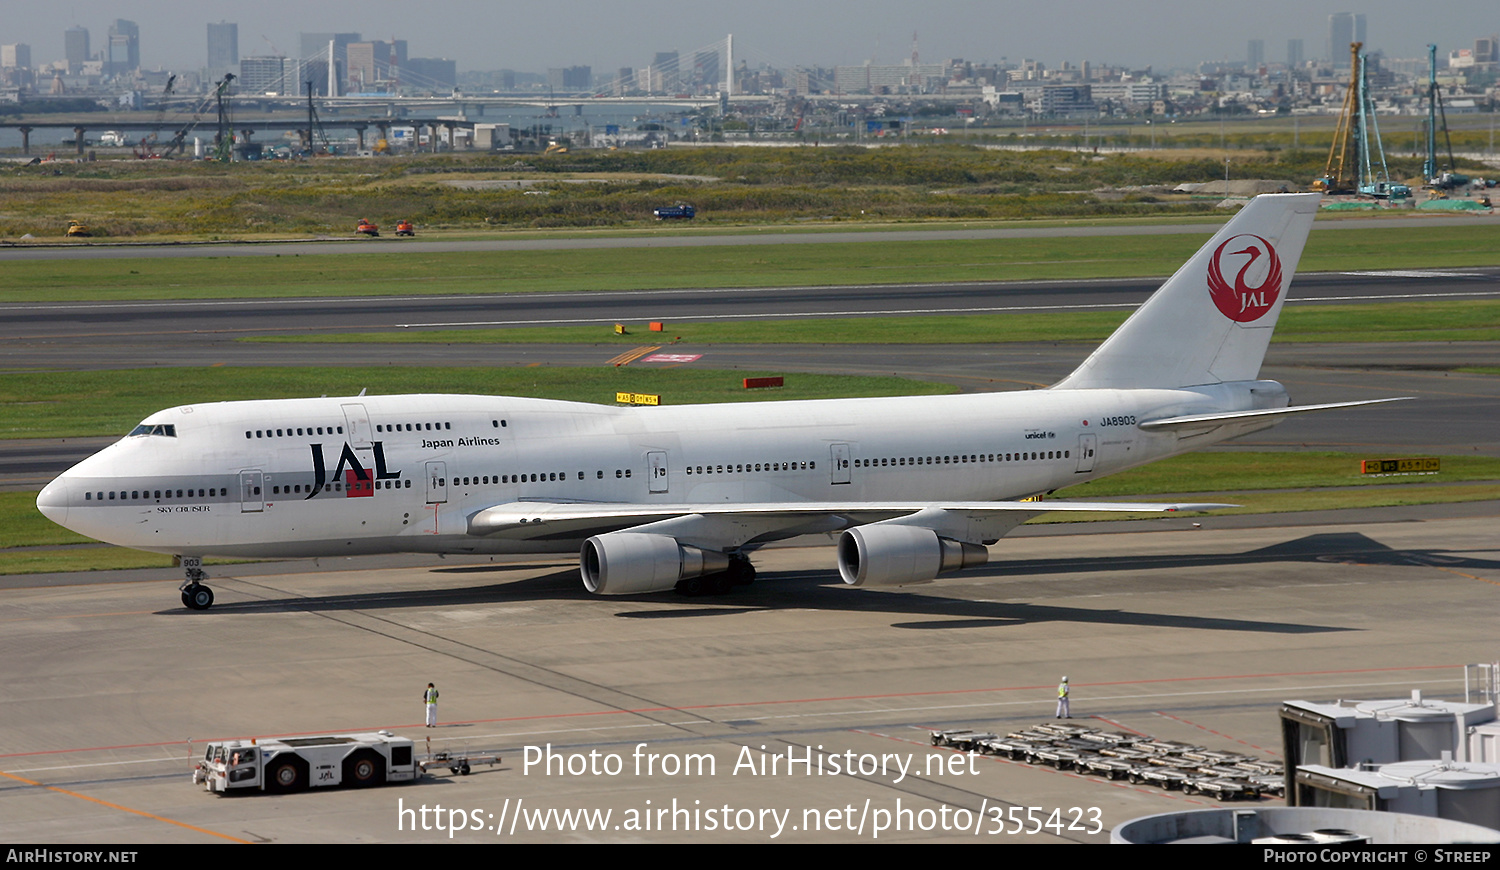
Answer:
467, 498, 1235, 546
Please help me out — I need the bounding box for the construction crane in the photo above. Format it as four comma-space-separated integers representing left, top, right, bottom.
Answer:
1424, 44, 1470, 190
302, 81, 335, 155
210, 73, 236, 162
134, 73, 175, 159
1315, 43, 1363, 194
1314, 43, 1409, 198
155, 73, 235, 158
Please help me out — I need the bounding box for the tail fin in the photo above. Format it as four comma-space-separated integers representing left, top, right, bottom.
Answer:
1053, 192, 1320, 391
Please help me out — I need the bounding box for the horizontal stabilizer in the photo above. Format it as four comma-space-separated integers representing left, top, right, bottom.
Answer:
1138, 397, 1413, 431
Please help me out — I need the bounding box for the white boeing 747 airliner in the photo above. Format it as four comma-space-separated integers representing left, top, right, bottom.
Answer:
37, 193, 1402, 610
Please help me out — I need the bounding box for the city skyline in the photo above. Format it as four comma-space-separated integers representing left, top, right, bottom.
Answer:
0, 0, 1495, 77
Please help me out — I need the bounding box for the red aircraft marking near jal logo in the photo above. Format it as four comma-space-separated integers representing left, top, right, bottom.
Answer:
1207, 233, 1283, 323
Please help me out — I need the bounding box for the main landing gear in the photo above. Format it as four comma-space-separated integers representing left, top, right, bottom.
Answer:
674, 555, 756, 597
178, 557, 215, 610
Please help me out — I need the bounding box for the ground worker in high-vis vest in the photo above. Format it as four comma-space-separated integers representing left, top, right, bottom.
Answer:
424, 682, 440, 727
1056, 676, 1070, 719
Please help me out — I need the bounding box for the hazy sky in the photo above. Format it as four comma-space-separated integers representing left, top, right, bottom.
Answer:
7, 1, 1496, 74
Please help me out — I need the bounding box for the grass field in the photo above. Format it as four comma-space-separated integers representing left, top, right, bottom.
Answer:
0, 367, 957, 440
3, 223, 1498, 304
2, 137, 1493, 238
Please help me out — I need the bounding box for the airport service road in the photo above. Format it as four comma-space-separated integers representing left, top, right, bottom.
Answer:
1, 505, 1496, 843
3, 268, 1499, 346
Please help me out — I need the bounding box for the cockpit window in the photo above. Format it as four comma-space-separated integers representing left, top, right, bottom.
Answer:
128, 424, 177, 438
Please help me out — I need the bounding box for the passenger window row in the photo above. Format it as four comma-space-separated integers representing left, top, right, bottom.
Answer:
245, 426, 343, 439
855, 451, 1069, 468
237, 418, 517, 442
686, 460, 814, 475
270, 480, 413, 495
87, 487, 220, 501
450, 470, 636, 486
376, 422, 451, 433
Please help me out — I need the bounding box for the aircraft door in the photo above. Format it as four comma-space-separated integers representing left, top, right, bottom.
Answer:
830, 443, 852, 484
1076, 434, 1097, 473
239, 469, 264, 512
425, 461, 448, 504
647, 451, 669, 494
342, 403, 373, 451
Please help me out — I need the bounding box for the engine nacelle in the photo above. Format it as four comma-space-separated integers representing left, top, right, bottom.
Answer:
837, 524, 989, 587
581, 532, 730, 595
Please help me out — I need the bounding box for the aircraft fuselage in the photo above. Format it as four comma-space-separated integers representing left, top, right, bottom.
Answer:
37, 381, 1281, 561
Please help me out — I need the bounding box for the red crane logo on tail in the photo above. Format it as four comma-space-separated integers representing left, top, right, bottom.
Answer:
1207, 234, 1282, 323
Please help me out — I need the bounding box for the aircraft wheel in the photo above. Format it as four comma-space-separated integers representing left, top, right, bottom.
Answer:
184, 584, 214, 611
727, 558, 755, 586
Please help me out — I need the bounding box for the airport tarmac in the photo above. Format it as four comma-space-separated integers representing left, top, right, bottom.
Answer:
4, 220, 1498, 842
2, 503, 1497, 843
4, 268, 1498, 346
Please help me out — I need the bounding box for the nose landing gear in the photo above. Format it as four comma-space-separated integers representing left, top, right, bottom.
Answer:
178, 557, 215, 610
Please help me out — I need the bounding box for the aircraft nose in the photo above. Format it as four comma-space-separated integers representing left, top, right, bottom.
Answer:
36, 477, 70, 527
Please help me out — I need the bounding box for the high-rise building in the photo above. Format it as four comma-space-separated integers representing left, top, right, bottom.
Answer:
1288, 38, 1304, 68
207, 22, 238, 80
239, 56, 299, 95
1476, 36, 1499, 66
404, 58, 456, 92
300, 33, 360, 62
1, 43, 30, 69
240, 56, 329, 96
1328, 13, 1367, 66
347, 40, 408, 91
64, 26, 89, 73
547, 65, 591, 92
653, 51, 679, 92
107, 19, 139, 75
299, 33, 359, 96
1247, 39, 1264, 69
693, 50, 720, 90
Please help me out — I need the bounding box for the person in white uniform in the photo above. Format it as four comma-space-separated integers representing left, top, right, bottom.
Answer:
424, 682, 440, 727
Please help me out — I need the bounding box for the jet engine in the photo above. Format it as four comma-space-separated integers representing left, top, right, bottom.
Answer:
581, 532, 730, 595
837, 524, 988, 587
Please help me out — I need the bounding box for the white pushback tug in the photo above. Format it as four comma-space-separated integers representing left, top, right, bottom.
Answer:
194, 731, 418, 793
